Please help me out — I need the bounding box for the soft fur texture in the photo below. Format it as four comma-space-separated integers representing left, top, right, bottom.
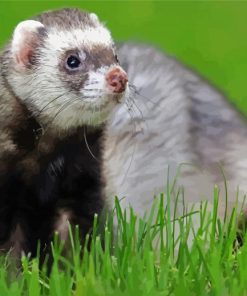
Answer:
104, 43, 247, 219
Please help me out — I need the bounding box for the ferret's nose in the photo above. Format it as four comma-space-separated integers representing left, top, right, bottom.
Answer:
105, 66, 128, 94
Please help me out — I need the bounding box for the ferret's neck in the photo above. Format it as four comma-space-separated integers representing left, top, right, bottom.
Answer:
0, 66, 104, 156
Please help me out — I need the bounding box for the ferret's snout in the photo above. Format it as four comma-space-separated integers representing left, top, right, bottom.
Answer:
105, 67, 128, 94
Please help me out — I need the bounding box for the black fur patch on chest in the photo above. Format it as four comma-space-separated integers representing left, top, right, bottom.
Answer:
0, 123, 104, 257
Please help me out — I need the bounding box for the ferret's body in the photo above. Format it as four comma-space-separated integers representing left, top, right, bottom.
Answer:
104, 43, 247, 217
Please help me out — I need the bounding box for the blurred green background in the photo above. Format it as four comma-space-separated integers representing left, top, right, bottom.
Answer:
0, 1, 246, 114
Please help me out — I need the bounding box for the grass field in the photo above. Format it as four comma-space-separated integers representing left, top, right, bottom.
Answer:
0, 189, 247, 296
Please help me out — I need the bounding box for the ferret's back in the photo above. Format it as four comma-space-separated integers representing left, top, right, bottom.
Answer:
104, 43, 247, 216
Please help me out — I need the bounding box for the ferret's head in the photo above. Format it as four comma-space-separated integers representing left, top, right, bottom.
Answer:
5, 8, 128, 132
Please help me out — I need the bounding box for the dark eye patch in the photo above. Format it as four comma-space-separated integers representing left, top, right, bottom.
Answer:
88, 46, 117, 69
58, 46, 116, 94
58, 49, 89, 93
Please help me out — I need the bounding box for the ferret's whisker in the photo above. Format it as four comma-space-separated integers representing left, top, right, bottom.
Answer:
83, 126, 99, 162
125, 95, 150, 133
130, 97, 145, 120
128, 83, 156, 105
43, 97, 83, 133
35, 91, 71, 117
37, 91, 105, 117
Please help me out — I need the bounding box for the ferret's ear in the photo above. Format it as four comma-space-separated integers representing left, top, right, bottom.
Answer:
90, 13, 100, 24
11, 20, 46, 68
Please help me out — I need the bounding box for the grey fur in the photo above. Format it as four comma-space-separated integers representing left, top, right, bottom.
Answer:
104, 42, 247, 218
35, 8, 97, 30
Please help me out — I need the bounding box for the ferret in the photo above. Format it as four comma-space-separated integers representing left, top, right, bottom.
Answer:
0, 8, 128, 259
1, 7, 246, 259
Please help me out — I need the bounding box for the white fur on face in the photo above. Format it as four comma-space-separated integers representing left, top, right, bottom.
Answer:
8, 21, 126, 132
45, 26, 113, 53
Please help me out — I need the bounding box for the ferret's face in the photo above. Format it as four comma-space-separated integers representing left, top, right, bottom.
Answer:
7, 9, 128, 131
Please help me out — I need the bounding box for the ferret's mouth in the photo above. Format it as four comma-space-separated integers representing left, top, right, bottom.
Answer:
88, 95, 124, 112
82, 90, 126, 107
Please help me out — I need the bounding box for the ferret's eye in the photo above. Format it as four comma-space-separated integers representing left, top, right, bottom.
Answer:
66, 55, 81, 69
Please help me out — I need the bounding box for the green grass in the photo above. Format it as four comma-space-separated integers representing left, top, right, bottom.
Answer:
1, 186, 247, 296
